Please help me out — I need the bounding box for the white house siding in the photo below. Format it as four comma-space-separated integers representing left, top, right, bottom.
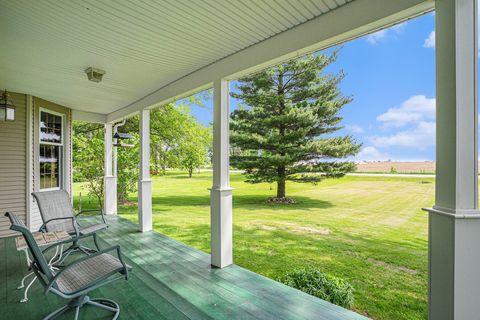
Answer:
0, 92, 72, 238
0, 93, 27, 237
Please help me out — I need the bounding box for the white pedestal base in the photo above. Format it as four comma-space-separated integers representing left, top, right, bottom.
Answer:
138, 179, 152, 232
104, 176, 117, 215
210, 187, 233, 268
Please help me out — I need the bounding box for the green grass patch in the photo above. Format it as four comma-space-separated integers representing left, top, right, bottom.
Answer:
74, 171, 433, 320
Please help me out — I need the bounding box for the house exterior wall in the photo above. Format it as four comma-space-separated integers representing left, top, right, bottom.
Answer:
0, 93, 27, 237
0, 92, 72, 238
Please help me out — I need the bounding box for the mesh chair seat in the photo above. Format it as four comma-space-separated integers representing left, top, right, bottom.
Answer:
80, 223, 108, 236
55, 253, 124, 294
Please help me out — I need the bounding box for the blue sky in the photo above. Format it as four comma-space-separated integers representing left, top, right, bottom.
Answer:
185, 12, 438, 162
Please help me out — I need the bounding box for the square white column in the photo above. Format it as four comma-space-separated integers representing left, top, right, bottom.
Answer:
427, 0, 480, 319
138, 109, 152, 232
210, 79, 233, 268
104, 123, 117, 215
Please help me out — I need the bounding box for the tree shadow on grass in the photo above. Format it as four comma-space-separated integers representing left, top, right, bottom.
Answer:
146, 194, 333, 211
156, 173, 211, 181
233, 195, 333, 210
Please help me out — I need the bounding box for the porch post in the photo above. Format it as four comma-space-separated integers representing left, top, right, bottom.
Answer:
210, 79, 233, 268
138, 109, 152, 232
104, 123, 117, 215
427, 0, 479, 319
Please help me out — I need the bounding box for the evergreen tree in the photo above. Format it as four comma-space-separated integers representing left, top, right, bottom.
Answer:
230, 52, 361, 200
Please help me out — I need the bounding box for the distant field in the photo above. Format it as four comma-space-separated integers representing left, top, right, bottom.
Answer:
73, 172, 433, 320
356, 161, 435, 173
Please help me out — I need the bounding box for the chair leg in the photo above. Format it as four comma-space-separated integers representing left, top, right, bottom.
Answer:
74, 305, 81, 320
55, 246, 76, 266
43, 304, 70, 320
87, 298, 120, 318
20, 274, 37, 303
79, 245, 97, 254
54, 242, 97, 266
43, 296, 120, 320
78, 246, 92, 256
17, 271, 35, 290
93, 232, 101, 251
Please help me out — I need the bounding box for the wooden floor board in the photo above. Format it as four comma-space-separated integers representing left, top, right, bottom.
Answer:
100, 220, 340, 319
0, 215, 368, 320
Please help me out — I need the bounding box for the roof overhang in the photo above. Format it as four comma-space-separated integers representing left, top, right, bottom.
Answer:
0, 0, 434, 123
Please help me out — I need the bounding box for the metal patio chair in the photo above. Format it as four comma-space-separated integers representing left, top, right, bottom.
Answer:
32, 190, 108, 263
5, 212, 129, 320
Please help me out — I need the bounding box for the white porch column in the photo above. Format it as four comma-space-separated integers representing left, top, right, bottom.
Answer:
210, 79, 233, 268
427, 0, 479, 319
104, 123, 117, 215
138, 109, 152, 232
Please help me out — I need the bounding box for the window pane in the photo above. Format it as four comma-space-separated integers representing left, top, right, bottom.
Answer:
40, 112, 62, 144
40, 144, 60, 189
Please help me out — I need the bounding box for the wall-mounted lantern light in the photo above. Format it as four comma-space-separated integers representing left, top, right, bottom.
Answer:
113, 132, 134, 148
0, 90, 15, 121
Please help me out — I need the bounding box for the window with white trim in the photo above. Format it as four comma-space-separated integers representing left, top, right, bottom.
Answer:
39, 110, 63, 190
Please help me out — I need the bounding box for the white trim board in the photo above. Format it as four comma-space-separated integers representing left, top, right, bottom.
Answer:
72, 110, 107, 124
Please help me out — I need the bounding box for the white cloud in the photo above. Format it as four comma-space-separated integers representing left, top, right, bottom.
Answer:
424, 31, 435, 48
376, 95, 436, 128
366, 30, 387, 44
370, 121, 435, 149
356, 146, 390, 161
390, 22, 407, 34
344, 124, 364, 133
366, 22, 407, 45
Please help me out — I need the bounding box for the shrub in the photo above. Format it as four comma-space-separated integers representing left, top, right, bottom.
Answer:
276, 267, 354, 309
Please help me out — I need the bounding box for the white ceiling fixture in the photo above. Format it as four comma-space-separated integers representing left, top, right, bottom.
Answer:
85, 67, 106, 83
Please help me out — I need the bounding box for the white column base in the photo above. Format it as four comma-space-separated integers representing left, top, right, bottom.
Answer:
210, 187, 233, 268
138, 179, 152, 232
426, 207, 480, 320
104, 176, 117, 215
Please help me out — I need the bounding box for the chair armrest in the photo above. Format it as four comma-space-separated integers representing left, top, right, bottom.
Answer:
45, 245, 129, 293
76, 208, 106, 224
39, 217, 79, 239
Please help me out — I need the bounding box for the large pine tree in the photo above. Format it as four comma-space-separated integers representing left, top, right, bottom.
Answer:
230, 52, 361, 201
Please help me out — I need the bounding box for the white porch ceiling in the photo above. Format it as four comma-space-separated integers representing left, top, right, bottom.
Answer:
0, 0, 353, 115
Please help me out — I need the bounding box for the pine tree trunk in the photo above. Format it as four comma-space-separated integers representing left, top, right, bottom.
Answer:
277, 166, 286, 198
276, 73, 287, 199
277, 179, 286, 198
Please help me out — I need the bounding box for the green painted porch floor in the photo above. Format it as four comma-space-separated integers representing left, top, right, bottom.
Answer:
1, 216, 367, 319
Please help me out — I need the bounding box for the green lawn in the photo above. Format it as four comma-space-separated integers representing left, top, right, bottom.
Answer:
73, 171, 433, 320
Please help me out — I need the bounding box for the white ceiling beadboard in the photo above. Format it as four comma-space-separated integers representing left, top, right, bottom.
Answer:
0, 0, 352, 114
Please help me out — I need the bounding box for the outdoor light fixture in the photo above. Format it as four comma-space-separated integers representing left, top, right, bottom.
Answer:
114, 132, 133, 140
0, 90, 15, 121
113, 132, 134, 148
85, 67, 106, 83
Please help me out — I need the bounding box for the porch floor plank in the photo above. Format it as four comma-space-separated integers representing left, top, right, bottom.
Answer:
1, 215, 368, 319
